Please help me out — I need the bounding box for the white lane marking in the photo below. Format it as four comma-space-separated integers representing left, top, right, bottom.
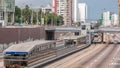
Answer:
87, 45, 113, 68
109, 45, 120, 67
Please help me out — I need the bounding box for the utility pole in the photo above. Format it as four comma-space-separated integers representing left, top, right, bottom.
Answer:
4, 4, 7, 26
21, 8, 22, 24
40, 9, 42, 25
31, 9, 33, 25
36, 11, 39, 25
30, 4, 33, 25
51, 14, 53, 26
36, 8, 39, 25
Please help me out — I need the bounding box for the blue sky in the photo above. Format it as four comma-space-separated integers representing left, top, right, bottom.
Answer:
79, 0, 118, 20
15, 0, 118, 20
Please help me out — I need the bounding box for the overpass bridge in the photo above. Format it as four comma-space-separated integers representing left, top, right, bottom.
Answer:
90, 27, 120, 44
45, 27, 81, 32
45, 26, 82, 40
45, 26, 120, 44
91, 27, 120, 33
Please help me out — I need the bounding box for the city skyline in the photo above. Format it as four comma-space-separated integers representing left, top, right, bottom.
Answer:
15, 0, 118, 20
0, 0, 120, 68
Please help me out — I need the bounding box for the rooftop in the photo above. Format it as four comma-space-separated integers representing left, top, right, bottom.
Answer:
3, 25, 43, 28
4, 40, 54, 53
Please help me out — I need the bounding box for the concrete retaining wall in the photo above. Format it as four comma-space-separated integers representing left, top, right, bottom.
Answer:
0, 27, 45, 44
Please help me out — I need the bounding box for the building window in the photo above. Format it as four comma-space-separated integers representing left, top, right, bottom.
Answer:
82, 25, 86, 30
0, 12, 3, 20
3, 0, 15, 12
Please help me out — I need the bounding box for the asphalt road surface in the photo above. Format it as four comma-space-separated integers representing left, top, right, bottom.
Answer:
44, 44, 120, 68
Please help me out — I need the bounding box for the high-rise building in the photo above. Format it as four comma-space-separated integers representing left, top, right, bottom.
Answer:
78, 3, 87, 23
53, 0, 73, 26
65, 0, 73, 26
73, 0, 78, 23
0, 0, 15, 26
111, 14, 118, 26
101, 11, 118, 27
102, 11, 111, 27
118, 0, 120, 25
53, 0, 57, 14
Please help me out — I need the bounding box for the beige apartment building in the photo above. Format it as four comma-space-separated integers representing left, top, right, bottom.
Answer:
53, 0, 73, 26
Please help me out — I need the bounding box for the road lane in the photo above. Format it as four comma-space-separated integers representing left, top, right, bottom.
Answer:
68, 44, 120, 68
84, 44, 115, 68
44, 45, 96, 68
66, 44, 107, 68
61, 44, 105, 68
44, 44, 105, 68
44, 44, 120, 68
109, 45, 120, 68
98, 45, 120, 68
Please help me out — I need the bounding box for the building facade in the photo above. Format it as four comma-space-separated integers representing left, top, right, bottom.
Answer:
73, 0, 78, 23
102, 11, 111, 27
102, 11, 118, 27
111, 14, 118, 26
0, 0, 15, 26
53, 0, 73, 26
53, 0, 57, 14
42, 4, 53, 14
78, 3, 87, 23
66, 0, 73, 26
118, 0, 120, 25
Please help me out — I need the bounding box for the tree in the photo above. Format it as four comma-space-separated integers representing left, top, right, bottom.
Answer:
15, 6, 21, 23
22, 5, 32, 24
38, 9, 42, 25
15, 5, 64, 26
44, 13, 63, 26
57, 15, 64, 25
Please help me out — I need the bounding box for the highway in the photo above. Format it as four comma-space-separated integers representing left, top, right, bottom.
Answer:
44, 44, 120, 68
